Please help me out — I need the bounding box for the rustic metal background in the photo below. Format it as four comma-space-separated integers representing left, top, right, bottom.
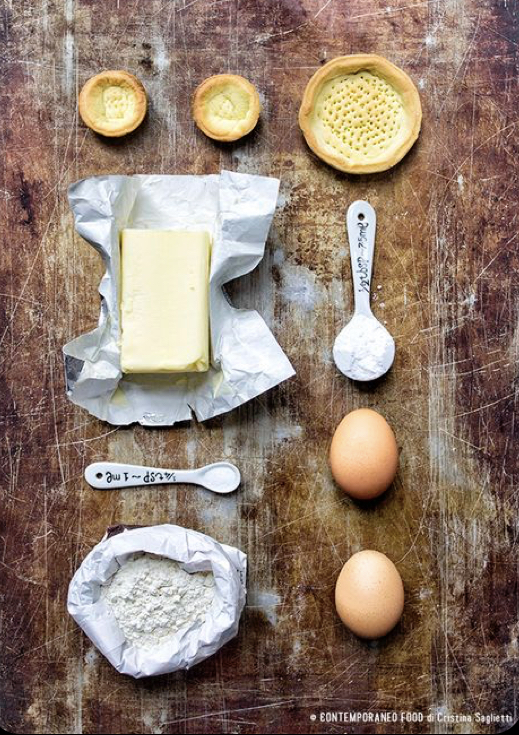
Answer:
1, 0, 518, 733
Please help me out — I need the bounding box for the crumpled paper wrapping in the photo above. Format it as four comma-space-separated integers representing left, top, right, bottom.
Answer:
67, 524, 247, 678
64, 171, 294, 425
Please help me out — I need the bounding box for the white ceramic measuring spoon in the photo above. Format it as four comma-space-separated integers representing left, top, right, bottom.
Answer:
84, 461, 241, 494
333, 200, 395, 382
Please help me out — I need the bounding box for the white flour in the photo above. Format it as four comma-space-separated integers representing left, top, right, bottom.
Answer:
333, 313, 394, 381
101, 553, 215, 650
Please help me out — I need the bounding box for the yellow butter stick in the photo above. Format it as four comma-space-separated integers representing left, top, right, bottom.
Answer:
120, 229, 211, 374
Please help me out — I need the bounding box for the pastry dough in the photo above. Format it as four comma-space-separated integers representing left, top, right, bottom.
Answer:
299, 55, 422, 174
192, 74, 261, 142
78, 70, 147, 137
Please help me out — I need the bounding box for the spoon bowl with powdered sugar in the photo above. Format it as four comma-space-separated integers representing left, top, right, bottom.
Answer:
333, 201, 395, 382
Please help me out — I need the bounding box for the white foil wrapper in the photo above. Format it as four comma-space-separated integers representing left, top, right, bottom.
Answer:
64, 171, 294, 425
67, 524, 247, 678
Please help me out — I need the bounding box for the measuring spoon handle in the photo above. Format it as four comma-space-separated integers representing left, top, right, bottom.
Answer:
84, 462, 194, 489
347, 200, 376, 317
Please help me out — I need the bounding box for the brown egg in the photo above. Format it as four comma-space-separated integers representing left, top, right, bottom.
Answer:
329, 408, 398, 499
335, 550, 404, 639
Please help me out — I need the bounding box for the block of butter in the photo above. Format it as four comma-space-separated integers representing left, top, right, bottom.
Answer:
120, 229, 211, 373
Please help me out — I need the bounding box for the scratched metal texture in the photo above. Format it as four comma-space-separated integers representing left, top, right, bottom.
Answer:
1, 0, 518, 733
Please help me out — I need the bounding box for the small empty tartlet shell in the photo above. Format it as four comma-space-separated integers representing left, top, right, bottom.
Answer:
78, 70, 147, 137
192, 74, 261, 142
299, 54, 422, 174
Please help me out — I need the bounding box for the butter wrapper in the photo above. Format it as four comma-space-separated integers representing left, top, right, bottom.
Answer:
67, 524, 247, 678
64, 171, 294, 425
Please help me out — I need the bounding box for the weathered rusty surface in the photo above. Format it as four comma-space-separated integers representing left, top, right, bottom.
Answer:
1, 0, 518, 733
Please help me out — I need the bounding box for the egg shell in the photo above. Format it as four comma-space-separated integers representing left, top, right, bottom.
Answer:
329, 408, 398, 500
335, 550, 404, 639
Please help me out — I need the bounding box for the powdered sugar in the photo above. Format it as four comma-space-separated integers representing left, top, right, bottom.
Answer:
333, 313, 395, 381
101, 553, 215, 650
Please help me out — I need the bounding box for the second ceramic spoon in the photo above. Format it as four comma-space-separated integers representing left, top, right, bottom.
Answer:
333, 200, 395, 381
84, 461, 241, 494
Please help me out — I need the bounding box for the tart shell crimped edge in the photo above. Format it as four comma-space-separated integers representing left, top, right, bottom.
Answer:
78, 70, 148, 138
298, 54, 422, 174
192, 74, 261, 142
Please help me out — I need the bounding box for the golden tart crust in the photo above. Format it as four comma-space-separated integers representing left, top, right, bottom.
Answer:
78, 70, 147, 137
299, 54, 422, 174
192, 74, 261, 142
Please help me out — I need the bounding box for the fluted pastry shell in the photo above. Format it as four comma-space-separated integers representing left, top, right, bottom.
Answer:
192, 74, 261, 142
299, 54, 422, 174
78, 70, 147, 137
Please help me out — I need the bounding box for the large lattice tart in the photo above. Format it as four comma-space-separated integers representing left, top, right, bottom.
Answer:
299, 55, 422, 174
192, 74, 261, 142
78, 70, 147, 137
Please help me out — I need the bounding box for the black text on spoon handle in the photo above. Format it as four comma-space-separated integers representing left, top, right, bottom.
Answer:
84, 462, 191, 489
346, 200, 377, 317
